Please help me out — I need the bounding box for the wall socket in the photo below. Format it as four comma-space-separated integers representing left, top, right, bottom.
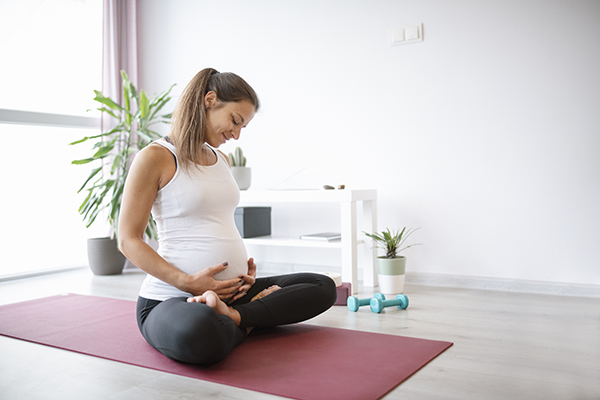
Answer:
390, 23, 423, 46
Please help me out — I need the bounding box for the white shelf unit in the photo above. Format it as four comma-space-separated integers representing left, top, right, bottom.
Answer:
239, 189, 378, 293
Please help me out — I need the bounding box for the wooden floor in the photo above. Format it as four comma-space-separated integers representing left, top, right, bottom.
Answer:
1, 268, 599, 400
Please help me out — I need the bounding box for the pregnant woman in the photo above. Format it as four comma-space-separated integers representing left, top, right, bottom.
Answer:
118, 68, 336, 365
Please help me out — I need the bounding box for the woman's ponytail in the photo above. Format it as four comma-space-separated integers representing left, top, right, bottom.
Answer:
170, 68, 219, 167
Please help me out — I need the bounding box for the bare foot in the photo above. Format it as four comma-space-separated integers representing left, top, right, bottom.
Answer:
187, 291, 242, 326
251, 285, 281, 302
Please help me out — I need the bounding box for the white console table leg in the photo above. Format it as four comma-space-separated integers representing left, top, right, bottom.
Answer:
340, 200, 358, 293
362, 199, 378, 287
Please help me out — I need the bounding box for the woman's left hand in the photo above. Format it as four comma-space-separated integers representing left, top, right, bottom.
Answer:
230, 257, 256, 302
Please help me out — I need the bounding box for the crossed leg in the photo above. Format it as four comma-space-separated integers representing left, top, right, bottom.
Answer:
136, 273, 336, 365
186, 285, 282, 332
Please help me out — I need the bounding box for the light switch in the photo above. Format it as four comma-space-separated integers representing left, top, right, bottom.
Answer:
390, 23, 423, 46
406, 25, 420, 40
390, 27, 405, 45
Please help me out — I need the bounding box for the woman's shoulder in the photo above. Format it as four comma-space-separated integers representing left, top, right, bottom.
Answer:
130, 142, 177, 188
139, 141, 175, 164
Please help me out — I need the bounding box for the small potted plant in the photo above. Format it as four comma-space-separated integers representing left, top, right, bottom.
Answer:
364, 227, 421, 294
70, 71, 174, 275
228, 146, 251, 190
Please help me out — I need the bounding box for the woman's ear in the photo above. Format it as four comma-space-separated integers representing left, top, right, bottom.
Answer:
204, 91, 218, 109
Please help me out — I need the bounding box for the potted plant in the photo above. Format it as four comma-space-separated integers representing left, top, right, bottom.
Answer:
364, 227, 421, 294
70, 71, 175, 275
228, 146, 251, 190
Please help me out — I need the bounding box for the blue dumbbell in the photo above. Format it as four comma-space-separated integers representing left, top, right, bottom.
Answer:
370, 294, 409, 313
347, 293, 386, 312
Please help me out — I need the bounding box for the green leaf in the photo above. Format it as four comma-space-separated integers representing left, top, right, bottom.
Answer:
123, 84, 131, 111
80, 197, 99, 219
92, 143, 115, 158
71, 158, 95, 165
146, 129, 163, 138
110, 154, 123, 175
96, 106, 119, 120
140, 90, 149, 118
123, 87, 132, 127
85, 206, 104, 228
69, 137, 90, 145
70, 129, 124, 148
77, 166, 102, 192
145, 216, 158, 241
136, 130, 153, 143
148, 84, 175, 121
109, 175, 127, 221
148, 84, 175, 109
122, 70, 139, 102
98, 126, 126, 138
78, 190, 93, 213
93, 90, 122, 111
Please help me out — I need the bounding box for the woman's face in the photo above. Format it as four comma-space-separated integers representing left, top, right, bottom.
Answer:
204, 92, 256, 148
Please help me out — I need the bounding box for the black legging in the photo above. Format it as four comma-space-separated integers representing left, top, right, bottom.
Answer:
136, 273, 337, 365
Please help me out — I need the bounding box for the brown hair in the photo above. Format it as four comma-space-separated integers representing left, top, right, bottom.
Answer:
170, 68, 260, 166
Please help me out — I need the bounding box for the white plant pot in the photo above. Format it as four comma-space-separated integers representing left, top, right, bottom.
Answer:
231, 167, 251, 190
376, 256, 406, 294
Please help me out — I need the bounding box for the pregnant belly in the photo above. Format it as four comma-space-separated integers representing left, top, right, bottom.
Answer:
160, 237, 249, 281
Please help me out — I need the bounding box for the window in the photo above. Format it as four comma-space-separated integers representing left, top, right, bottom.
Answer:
0, 0, 103, 278
0, 0, 102, 115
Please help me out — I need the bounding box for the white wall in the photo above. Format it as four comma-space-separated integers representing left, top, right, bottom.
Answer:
138, 0, 600, 286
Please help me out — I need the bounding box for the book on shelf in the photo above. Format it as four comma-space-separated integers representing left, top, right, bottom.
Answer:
299, 232, 341, 242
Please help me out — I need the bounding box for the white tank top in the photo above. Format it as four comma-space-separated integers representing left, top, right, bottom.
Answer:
138, 139, 248, 301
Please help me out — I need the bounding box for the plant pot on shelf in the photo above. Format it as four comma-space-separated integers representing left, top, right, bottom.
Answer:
376, 256, 406, 294
231, 167, 251, 190
87, 237, 126, 275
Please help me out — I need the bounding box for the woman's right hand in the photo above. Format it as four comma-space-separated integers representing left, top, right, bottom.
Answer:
184, 262, 243, 300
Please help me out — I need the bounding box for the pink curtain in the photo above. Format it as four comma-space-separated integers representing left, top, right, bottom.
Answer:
102, 0, 141, 258
102, 0, 138, 133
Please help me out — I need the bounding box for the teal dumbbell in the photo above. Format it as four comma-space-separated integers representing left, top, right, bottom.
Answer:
347, 293, 386, 312
370, 294, 409, 313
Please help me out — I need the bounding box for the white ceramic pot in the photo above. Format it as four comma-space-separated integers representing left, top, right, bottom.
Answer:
376, 256, 406, 294
231, 167, 251, 190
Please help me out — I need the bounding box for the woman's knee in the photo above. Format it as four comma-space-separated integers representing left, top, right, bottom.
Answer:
287, 272, 337, 311
161, 313, 235, 364
314, 273, 337, 308
142, 299, 242, 365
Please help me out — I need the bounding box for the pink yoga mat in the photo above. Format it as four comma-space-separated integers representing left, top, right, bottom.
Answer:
0, 294, 452, 400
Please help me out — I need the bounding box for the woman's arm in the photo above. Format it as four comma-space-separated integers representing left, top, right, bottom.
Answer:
118, 145, 242, 297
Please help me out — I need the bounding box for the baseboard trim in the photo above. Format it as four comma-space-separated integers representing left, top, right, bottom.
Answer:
0, 266, 87, 283
405, 272, 600, 299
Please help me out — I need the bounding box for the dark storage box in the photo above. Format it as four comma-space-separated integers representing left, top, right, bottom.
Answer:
234, 207, 271, 238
